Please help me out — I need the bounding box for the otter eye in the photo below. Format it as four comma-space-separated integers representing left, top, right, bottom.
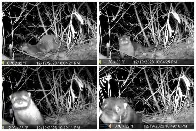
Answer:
115, 106, 121, 113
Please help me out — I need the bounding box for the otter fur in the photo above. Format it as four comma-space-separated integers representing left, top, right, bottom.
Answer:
100, 97, 142, 125
119, 35, 145, 58
10, 91, 44, 126
20, 35, 59, 57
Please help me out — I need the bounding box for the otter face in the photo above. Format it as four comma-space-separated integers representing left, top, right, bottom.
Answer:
100, 98, 129, 123
119, 35, 131, 45
10, 91, 31, 110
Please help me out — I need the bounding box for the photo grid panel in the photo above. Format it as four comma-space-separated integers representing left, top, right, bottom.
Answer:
2, 2, 97, 65
99, 66, 194, 129
2, 66, 97, 129
99, 2, 194, 65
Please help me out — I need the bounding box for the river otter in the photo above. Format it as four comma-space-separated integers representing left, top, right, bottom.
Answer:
38, 35, 59, 52
119, 35, 145, 58
100, 97, 142, 127
10, 91, 44, 126
119, 35, 135, 58
20, 35, 59, 57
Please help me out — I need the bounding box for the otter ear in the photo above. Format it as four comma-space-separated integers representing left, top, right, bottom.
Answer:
102, 99, 107, 109
118, 35, 123, 40
99, 108, 103, 117
123, 103, 128, 109
9, 95, 12, 100
125, 35, 130, 39
28, 92, 31, 97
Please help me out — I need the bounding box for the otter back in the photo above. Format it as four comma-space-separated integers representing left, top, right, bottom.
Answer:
38, 35, 59, 52
10, 91, 44, 126
20, 43, 43, 57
